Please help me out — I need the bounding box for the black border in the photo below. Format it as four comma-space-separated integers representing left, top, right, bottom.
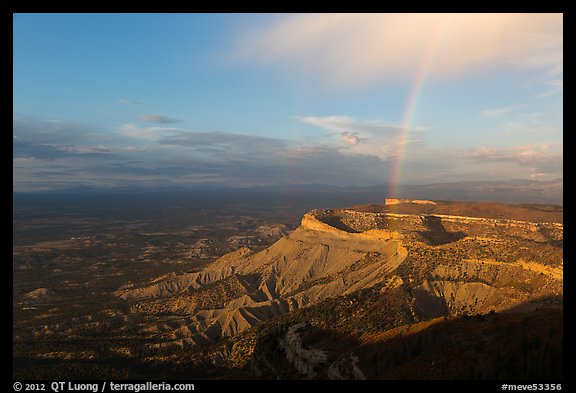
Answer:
5, 0, 568, 14
8, 2, 569, 392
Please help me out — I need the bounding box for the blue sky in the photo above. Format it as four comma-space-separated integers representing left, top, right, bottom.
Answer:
13, 13, 563, 191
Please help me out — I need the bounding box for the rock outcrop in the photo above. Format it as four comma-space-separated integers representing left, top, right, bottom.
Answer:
116, 202, 563, 348
280, 323, 328, 378
25, 288, 55, 300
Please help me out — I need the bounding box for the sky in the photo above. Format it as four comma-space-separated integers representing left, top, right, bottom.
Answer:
13, 13, 563, 192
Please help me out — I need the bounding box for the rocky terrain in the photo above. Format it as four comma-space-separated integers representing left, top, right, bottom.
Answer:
14, 199, 563, 379
108, 200, 562, 378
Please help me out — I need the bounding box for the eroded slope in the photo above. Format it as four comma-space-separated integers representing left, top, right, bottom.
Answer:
115, 201, 563, 352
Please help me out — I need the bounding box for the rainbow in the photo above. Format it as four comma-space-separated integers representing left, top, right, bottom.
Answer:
388, 24, 443, 199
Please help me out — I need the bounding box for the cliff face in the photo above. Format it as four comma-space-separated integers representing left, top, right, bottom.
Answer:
300, 211, 401, 240
115, 201, 563, 354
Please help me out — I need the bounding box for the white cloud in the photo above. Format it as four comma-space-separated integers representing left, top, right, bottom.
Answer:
119, 123, 181, 140
236, 13, 562, 89
14, 115, 563, 191
296, 115, 424, 159
54, 145, 111, 154
297, 115, 403, 135
463, 143, 562, 179
533, 79, 563, 98
481, 104, 529, 118
340, 132, 360, 145
499, 114, 560, 137
118, 98, 145, 105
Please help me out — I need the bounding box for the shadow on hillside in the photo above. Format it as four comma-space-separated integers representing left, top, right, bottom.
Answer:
418, 216, 467, 246
13, 296, 564, 381
354, 307, 563, 380
248, 296, 563, 380
503, 294, 563, 314
13, 343, 244, 380
320, 216, 361, 233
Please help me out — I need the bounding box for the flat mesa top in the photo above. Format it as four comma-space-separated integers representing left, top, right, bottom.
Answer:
346, 200, 563, 224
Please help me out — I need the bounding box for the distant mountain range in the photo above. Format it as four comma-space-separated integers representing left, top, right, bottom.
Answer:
14, 178, 563, 207
396, 178, 563, 206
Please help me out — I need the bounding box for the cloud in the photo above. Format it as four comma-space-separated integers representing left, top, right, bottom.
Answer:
119, 123, 181, 140
463, 143, 562, 178
340, 132, 360, 145
498, 112, 560, 137
14, 116, 393, 190
13, 138, 111, 161
157, 130, 292, 162
158, 130, 284, 149
235, 13, 562, 88
14, 115, 563, 192
138, 114, 181, 124
297, 115, 404, 135
13, 117, 114, 160
481, 104, 529, 118
533, 79, 563, 98
118, 98, 145, 105
54, 145, 111, 154
124, 136, 383, 186
296, 115, 424, 159
13, 139, 111, 161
